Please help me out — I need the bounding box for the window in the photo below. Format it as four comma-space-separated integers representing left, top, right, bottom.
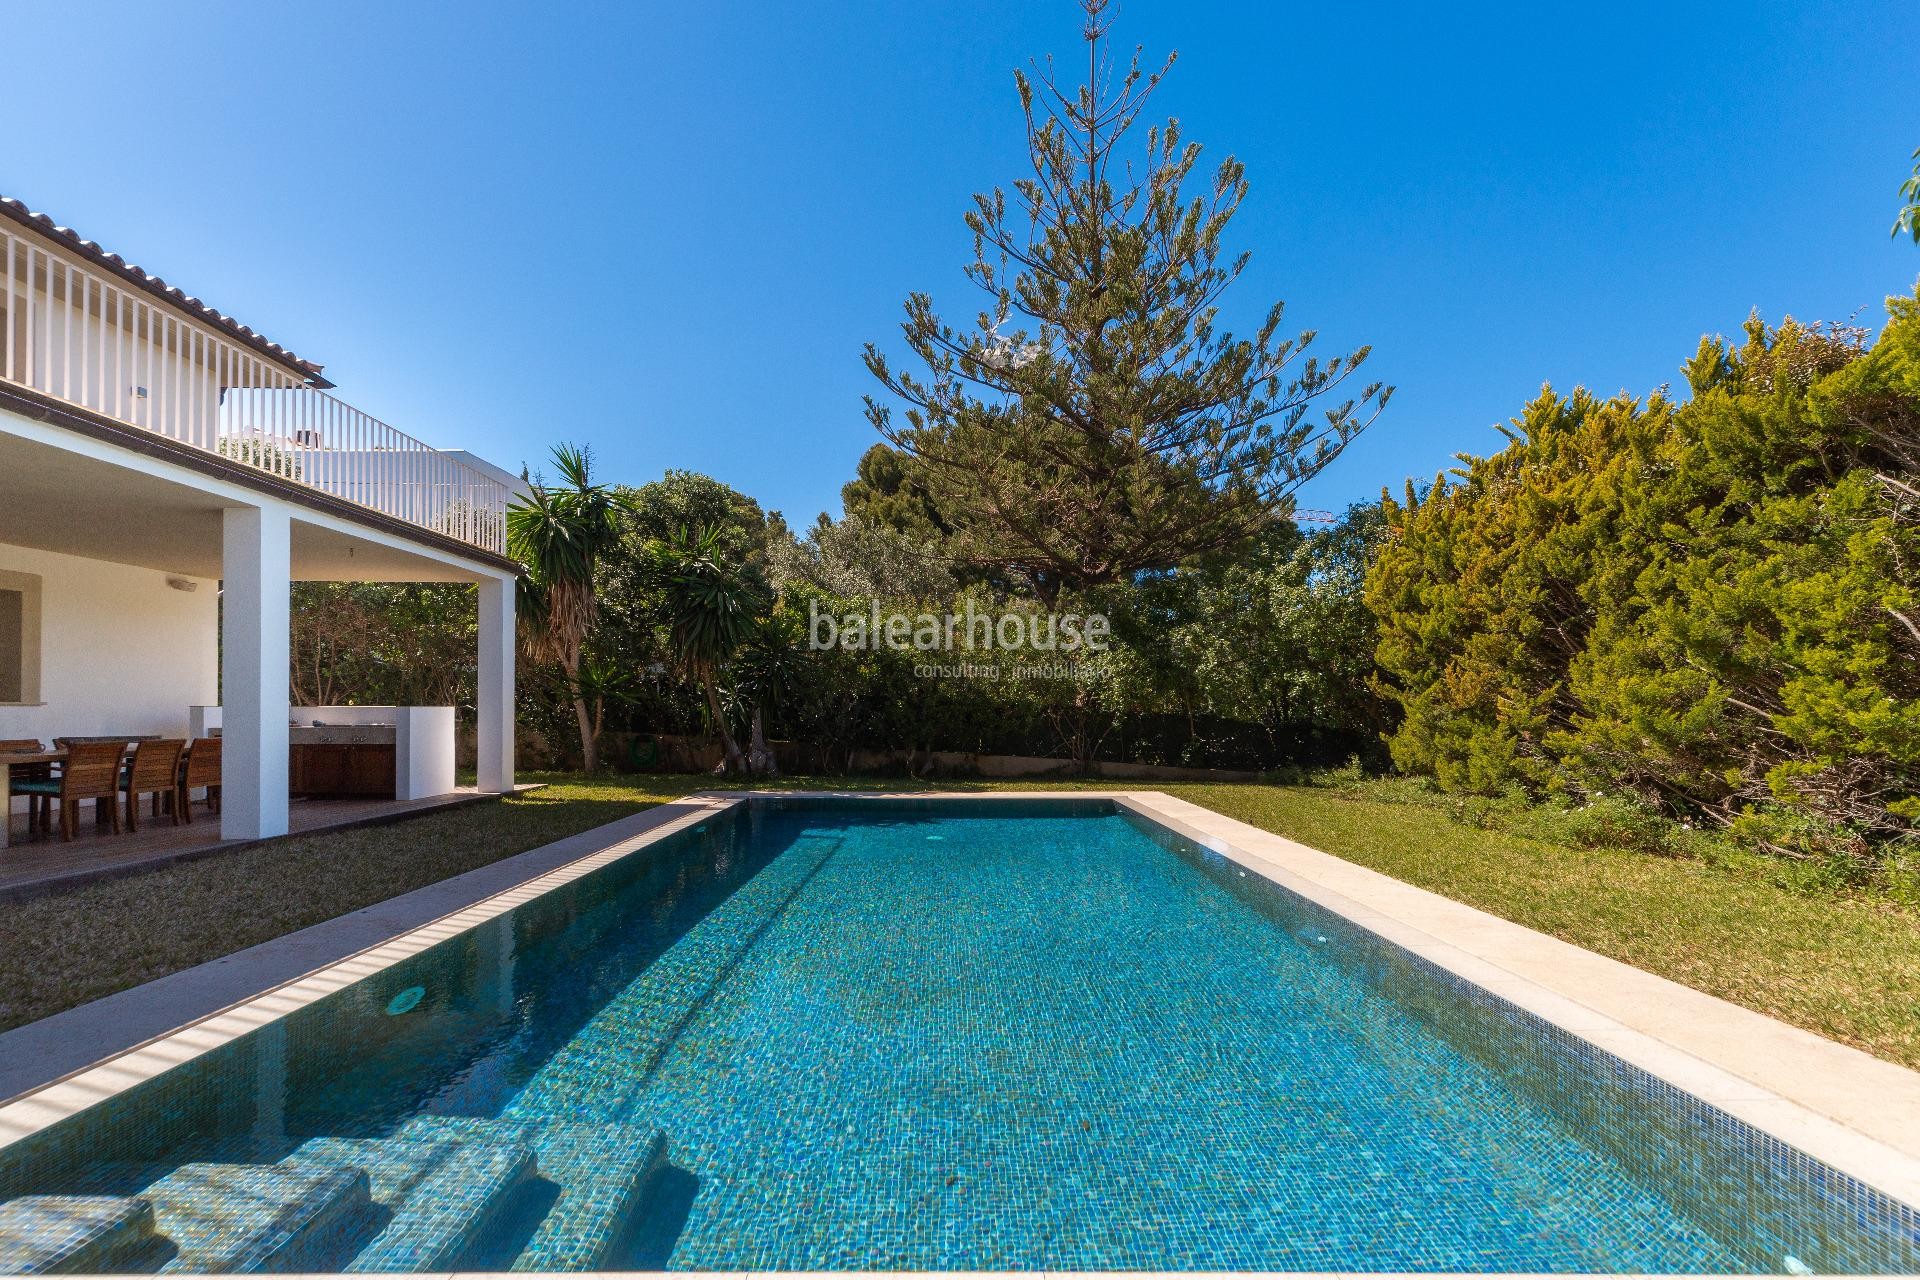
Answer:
0, 571, 42, 705
0, 590, 20, 701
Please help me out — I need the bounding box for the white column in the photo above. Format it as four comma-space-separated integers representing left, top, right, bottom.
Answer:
222, 505, 291, 839
476, 573, 515, 793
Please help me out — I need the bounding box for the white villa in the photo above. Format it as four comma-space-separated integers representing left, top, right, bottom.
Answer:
0, 196, 519, 852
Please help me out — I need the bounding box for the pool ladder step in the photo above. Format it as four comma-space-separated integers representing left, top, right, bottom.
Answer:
0, 1195, 168, 1273
281, 1135, 536, 1272
143, 1161, 371, 1273
0, 1164, 379, 1274
0, 1120, 662, 1275
395, 1116, 668, 1270
0, 1142, 530, 1275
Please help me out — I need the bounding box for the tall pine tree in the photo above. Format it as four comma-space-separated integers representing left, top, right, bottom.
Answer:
863, 0, 1390, 604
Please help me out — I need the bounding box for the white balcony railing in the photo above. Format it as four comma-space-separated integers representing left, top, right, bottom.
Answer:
0, 229, 509, 556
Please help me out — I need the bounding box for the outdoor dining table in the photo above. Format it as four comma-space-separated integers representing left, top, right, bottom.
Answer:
0, 738, 159, 850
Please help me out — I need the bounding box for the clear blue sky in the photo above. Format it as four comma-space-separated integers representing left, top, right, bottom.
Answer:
6, 2, 1917, 522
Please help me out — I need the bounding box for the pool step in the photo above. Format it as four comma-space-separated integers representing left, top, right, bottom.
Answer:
0, 1123, 659, 1275
396, 1116, 667, 1270
0, 1194, 165, 1273
144, 1161, 371, 1273
282, 1135, 536, 1272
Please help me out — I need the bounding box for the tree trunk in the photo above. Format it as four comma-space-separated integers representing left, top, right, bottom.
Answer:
571, 695, 597, 773
563, 655, 598, 773
747, 706, 779, 778
702, 678, 747, 775
1070, 684, 1095, 774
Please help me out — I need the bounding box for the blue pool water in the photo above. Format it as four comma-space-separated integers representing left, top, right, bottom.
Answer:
0, 798, 1915, 1273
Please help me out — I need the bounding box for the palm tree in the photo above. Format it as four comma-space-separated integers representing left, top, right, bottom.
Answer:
508, 444, 629, 772
649, 525, 766, 775
732, 610, 812, 778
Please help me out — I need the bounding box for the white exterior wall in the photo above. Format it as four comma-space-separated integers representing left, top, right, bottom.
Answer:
0, 541, 217, 813
394, 706, 457, 800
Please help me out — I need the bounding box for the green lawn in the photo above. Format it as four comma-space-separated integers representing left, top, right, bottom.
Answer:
0, 778, 681, 1034
4, 773, 1916, 1072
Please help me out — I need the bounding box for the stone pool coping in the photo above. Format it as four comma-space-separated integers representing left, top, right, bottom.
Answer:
0, 787, 1916, 1272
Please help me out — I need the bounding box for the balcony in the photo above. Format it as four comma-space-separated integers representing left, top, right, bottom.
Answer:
0, 227, 508, 556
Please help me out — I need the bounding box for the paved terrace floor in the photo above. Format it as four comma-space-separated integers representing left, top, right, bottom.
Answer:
0, 789, 499, 900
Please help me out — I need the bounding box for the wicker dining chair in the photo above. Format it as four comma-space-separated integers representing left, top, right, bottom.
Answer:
17, 740, 126, 841
177, 737, 222, 824
123, 739, 187, 832
1, 739, 50, 838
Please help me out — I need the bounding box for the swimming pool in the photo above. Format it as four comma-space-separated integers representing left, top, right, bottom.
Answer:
0, 796, 1914, 1273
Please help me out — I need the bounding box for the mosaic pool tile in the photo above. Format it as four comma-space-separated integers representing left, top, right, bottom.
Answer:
285, 1135, 534, 1271
143, 1161, 370, 1273
0, 1195, 158, 1273
394, 1115, 665, 1271
0, 797, 1914, 1274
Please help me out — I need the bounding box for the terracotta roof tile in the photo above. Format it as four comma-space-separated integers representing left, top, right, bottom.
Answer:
0, 195, 333, 389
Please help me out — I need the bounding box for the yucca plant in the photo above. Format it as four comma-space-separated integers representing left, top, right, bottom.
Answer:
649, 525, 767, 775
729, 608, 813, 777
508, 444, 629, 772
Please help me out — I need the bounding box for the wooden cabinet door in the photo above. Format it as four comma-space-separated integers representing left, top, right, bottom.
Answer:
350, 746, 396, 797
291, 743, 396, 797
312, 746, 350, 795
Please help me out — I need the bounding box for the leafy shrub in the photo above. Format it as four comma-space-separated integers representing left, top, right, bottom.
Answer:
1367, 292, 1920, 866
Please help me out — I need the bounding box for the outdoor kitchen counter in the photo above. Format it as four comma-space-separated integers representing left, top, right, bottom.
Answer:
289, 725, 397, 796
289, 724, 395, 746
